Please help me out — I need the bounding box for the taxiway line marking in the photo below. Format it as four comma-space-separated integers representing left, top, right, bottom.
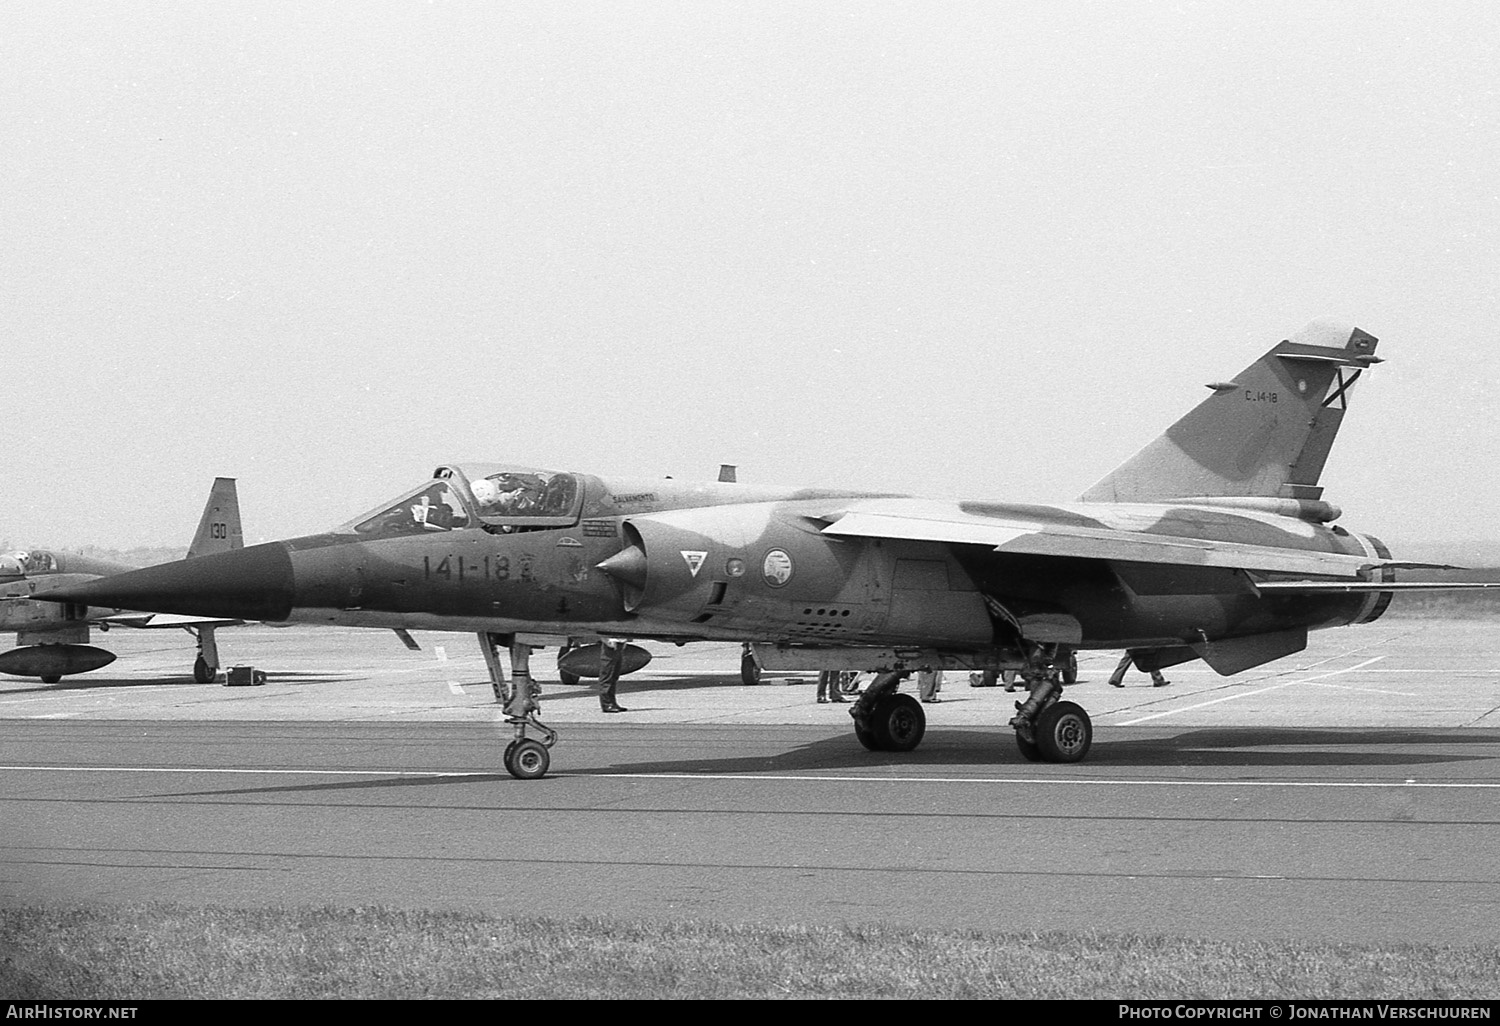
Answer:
1116, 657, 1386, 725
2, 764, 1500, 789
0, 766, 475, 777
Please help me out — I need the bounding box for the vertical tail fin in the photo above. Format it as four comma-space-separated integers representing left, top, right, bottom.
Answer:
186, 478, 243, 558
1079, 320, 1381, 503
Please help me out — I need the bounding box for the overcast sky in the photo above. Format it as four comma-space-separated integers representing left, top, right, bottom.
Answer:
4, 2, 1497, 551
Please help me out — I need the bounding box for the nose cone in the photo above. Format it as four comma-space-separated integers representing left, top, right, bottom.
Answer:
36, 542, 295, 622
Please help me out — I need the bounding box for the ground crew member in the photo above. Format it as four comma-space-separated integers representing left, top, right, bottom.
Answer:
917, 669, 944, 703
1108, 652, 1169, 688
816, 671, 848, 703
599, 639, 628, 713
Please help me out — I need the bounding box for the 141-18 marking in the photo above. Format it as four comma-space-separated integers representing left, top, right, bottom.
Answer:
423, 554, 534, 582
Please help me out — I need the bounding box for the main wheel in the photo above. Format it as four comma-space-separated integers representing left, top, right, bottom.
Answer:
502, 740, 519, 776
871, 693, 926, 752
1061, 652, 1078, 686
507, 739, 550, 780
193, 655, 215, 684
1034, 701, 1092, 763
40, 675, 60, 685
741, 650, 762, 686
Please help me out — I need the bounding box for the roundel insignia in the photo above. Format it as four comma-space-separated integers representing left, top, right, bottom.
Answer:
762, 549, 793, 588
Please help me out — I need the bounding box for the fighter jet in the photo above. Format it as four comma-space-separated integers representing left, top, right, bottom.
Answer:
2, 478, 245, 683
36, 322, 1479, 777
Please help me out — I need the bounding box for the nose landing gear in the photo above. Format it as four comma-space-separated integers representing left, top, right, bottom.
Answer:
480, 632, 558, 780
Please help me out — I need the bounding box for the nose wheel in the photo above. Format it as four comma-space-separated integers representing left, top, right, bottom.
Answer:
503, 738, 551, 780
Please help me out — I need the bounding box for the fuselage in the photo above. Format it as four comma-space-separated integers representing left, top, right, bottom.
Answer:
64, 464, 1390, 663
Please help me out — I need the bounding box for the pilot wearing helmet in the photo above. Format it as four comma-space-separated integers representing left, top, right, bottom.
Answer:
469, 477, 500, 511
470, 475, 530, 517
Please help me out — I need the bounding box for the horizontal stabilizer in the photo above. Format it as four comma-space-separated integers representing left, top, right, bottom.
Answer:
1254, 581, 1500, 594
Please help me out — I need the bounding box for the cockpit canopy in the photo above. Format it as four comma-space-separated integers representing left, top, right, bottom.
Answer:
339, 464, 583, 539
0, 550, 58, 577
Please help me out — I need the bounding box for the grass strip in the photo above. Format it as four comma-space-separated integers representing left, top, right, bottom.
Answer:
3, 904, 1498, 999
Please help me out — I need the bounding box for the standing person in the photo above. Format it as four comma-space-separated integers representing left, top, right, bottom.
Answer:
816, 671, 848, 703
599, 639, 628, 712
917, 668, 944, 703
1108, 652, 1170, 688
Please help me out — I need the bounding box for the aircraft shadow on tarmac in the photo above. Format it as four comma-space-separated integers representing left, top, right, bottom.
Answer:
579, 726, 1498, 776
140, 726, 1500, 804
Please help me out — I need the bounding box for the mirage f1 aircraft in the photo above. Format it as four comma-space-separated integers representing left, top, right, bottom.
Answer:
1, 478, 246, 683
37, 322, 1472, 777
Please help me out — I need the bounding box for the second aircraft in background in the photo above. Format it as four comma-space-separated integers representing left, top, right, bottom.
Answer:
0, 478, 246, 684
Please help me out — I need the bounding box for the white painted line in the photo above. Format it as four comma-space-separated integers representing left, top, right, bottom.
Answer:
596, 772, 1500, 790
1, 764, 1498, 790
0, 766, 485, 777
1304, 681, 1419, 697
447, 682, 465, 695
1117, 657, 1385, 725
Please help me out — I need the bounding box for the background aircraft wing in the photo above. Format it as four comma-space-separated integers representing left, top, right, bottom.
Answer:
96, 612, 245, 628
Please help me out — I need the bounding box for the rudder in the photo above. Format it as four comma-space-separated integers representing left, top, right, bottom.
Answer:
1079, 320, 1380, 503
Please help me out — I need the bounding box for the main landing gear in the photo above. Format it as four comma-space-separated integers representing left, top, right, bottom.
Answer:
189, 626, 220, 684
845, 647, 1093, 764
1007, 646, 1092, 763
848, 672, 927, 752
740, 642, 762, 685
480, 632, 558, 780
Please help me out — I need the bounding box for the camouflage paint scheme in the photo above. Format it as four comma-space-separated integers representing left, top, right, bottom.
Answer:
40, 322, 1395, 664
38, 321, 1456, 766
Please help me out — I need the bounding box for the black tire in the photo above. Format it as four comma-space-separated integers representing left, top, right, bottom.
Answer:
40, 675, 60, 685
193, 656, 215, 684
1034, 701, 1092, 763
741, 651, 762, 686
1015, 732, 1042, 762
1061, 652, 1078, 686
853, 718, 882, 751
507, 739, 550, 780
871, 693, 926, 752
502, 741, 519, 776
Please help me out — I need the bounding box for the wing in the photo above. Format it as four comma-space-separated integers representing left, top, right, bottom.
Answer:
818, 500, 1445, 580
